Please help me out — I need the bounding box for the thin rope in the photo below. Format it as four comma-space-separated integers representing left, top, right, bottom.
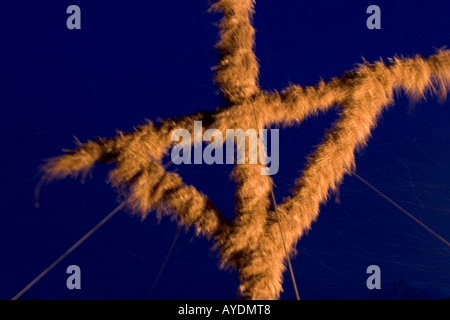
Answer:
147, 157, 214, 299
14, 159, 175, 300
147, 226, 182, 299
270, 189, 301, 300
354, 173, 450, 249
250, 101, 301, 300
12, 200, 126, 300
295, 129, 450, 250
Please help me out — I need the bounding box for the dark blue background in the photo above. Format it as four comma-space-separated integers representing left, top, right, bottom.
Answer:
1, 0, 449, 300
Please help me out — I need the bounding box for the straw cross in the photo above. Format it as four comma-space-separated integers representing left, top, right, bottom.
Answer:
42, 0, 450, 299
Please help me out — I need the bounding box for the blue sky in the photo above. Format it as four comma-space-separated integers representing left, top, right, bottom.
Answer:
1, 0, 449, 300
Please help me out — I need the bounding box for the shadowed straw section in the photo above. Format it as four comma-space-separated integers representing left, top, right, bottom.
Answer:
153, 170, 228, 238
218, 140, 273, 268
